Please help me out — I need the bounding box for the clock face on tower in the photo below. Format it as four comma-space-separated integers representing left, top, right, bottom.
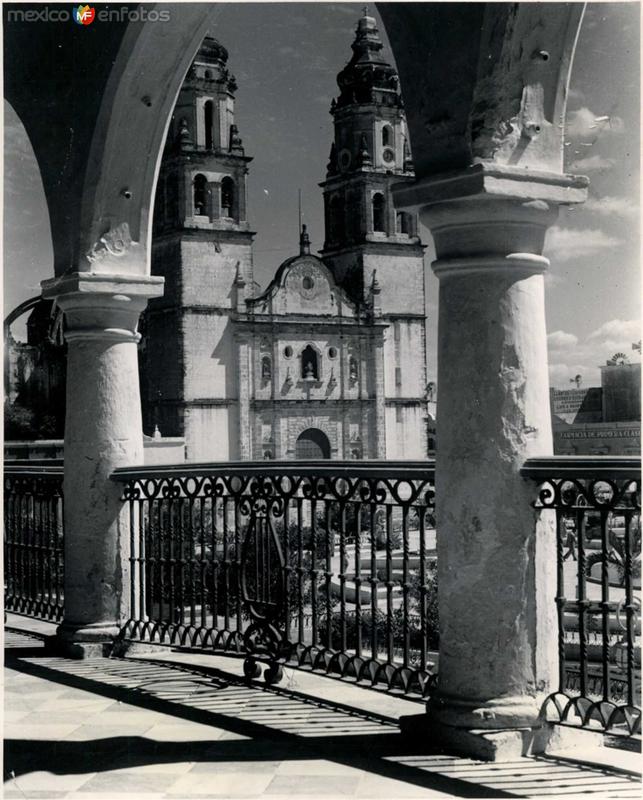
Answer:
338, 149, 352, 171
382, 147, 395, 164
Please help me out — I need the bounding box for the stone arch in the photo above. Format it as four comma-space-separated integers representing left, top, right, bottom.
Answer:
381, 123, 394, 148
377, 4, 585, 177
204, 99, 214, 150
193, 174, 208, 216
221, 176, 235, 218
4, 8, 212, 278
288, 416, 336, 457
295, 428, 331, 460
5, 6, 585, 280
372, 192, 385, 233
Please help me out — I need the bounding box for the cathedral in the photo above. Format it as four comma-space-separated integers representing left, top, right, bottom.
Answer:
141, 11, 429, 461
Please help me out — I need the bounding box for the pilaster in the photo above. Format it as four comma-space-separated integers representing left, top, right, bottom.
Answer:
373, 333, 386, 459
237, 333, 251, 460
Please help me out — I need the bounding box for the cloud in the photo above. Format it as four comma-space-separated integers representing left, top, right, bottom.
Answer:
548, 330, 579, 350
547, 319, 641, 388
588, 319, 641, 343
565, 106, 625, 139
568, 155, 616, 173
544, 226, 622, 262
582, 195, 640, 221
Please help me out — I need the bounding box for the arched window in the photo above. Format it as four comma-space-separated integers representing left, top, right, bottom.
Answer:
396, 211, 411, 235
382, 125, 393, 148
193, 174, 207, 216
204, 100, 214, 150
329, 195, 344, 242
349, 356, 359, 385
301, 345, 319, 380
221, 177, 235, 218
261, 356, 272, 382
372, 193, 385, 233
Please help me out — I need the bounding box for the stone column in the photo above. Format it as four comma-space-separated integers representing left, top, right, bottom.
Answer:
237, 334, 252, 459
394, 165, 588, 759
41, 272, 164, 656
373, 332, 386, 459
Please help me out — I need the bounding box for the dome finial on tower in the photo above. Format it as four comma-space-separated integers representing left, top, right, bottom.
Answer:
332, 7, 401, 111
299, 224, 311, 256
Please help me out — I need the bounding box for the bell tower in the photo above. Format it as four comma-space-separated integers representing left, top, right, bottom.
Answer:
320, 11, 428, 459
142, 37, 254, 461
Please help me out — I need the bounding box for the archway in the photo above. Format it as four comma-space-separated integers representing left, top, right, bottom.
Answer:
295, 428, 330, 459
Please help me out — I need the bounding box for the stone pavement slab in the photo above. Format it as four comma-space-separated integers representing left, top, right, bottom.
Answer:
4, 625, 642, 799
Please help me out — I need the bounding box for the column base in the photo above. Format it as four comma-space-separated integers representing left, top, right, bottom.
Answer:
400, 713, 604, 762
56, 621, 122, 659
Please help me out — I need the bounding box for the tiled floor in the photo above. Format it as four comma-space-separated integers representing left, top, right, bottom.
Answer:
3, 627, 641, 799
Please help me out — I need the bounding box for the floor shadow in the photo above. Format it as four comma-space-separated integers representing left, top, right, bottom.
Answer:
128, 653, 401, 725
5, 649, 514, 798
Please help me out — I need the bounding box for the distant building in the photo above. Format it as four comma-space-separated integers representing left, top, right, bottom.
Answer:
5, 14, 429, 462
140, 13, 429, 461
4, 297, 65, 440
550, 356, 641, 455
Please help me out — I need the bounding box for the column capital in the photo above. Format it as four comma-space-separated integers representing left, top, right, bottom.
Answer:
392, 162, 588, 211
42, 271, 164, 343
394, 164, 588, 279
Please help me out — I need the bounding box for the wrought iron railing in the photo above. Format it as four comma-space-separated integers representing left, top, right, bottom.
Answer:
112, 461, 437, 697
523, 456, 641, 736
4, 464, 65, 621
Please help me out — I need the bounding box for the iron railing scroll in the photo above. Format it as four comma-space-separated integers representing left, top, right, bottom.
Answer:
112, 461, 438, 697
523, 456, 641, 736
4, 463, 65, 621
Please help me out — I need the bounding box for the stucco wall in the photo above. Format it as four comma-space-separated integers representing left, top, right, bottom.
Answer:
182, 313, 236, 400
185, 404, 238, 461
362, 252, 425, 316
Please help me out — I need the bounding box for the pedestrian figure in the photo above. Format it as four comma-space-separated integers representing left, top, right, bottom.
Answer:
563, 518, 577, 561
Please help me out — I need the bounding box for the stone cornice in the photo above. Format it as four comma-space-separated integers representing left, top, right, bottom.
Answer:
392, 163, 589, 210
233, 315, 388, 330
42, 271, 165, 299
319, 241, 425, 258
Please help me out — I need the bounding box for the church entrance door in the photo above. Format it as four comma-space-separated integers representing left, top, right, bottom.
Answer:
295, 428, 331, 459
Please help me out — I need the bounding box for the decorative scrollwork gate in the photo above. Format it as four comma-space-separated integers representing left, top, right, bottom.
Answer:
239, 484, 288, 683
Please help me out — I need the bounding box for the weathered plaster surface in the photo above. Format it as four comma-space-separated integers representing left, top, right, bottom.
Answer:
43, 274, 162, 640
435, 270, 556, 712
379, 3, 584, 177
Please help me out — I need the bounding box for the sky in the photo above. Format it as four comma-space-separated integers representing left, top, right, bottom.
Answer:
3, 2, 641, 389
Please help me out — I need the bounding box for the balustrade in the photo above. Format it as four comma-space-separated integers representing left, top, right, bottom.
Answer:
522, 456, 641, 736
4, 463, 64, 621
112, 461, 437, 696
4, 455, 640, 736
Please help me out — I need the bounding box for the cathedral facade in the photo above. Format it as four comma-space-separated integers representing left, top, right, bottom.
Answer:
141, 12, 428, 461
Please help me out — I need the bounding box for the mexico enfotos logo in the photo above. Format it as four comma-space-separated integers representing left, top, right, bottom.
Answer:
6, 5, 171, 23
